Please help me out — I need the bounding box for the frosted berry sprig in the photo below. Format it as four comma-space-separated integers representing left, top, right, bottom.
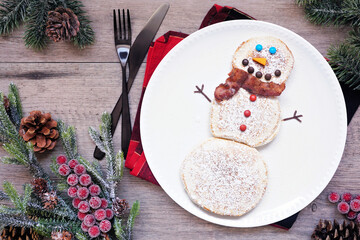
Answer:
328, 192, 360, 222
56, 155, 114, 238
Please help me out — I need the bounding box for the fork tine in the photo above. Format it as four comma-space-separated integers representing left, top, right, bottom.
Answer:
127, 9, 131, 42
113, 9, 117, 41
118, 9, 122, 39
122, 9, 126, 40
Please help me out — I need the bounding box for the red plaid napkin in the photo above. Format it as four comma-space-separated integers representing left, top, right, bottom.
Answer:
125, 4, 299, 229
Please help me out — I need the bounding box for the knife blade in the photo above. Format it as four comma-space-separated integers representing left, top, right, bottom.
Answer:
94, 4, 170, 160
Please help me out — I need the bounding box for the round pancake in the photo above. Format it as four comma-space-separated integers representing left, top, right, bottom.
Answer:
181, 138, 268, 216
211, 88, 281, 147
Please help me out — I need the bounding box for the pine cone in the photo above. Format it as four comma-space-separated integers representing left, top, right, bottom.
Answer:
31, 178, 48, 195
312, 219, 360, 240
41, 191, 58, 210
1, 217, 42, 240
51, 230, 72, 240
19, 111, 59, 153
112, 198, 129, 217
45, 7, 80, 42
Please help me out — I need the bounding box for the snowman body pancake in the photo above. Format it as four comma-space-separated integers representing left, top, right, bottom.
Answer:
181, 36, 294, 217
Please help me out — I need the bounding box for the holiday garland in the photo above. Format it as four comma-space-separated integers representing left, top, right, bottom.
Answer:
0, 0, 95, 50
0, 83, 139, 239
297, 0, 360, 90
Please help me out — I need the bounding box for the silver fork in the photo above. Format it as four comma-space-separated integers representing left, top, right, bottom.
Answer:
114, 9, 132, 157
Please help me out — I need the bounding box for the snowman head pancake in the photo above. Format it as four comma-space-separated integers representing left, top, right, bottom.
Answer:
215, 36, 294, 101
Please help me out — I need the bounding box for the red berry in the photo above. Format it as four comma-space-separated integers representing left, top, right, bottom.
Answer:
250, 94, 257, 102
100, 198, 108, 209
240, 124, 246, 132
56, 155, 67, 165
74, 164, 86, 175
244, 110, 251, 117
58, 164, 71, 176
68, 159, 79, 169
337, 201, 350, 214
89, 196, 101, 209
89, 184, 101, 196
83, 214, 96, 227
347, 210, 358, 220
99, 219, 112, 233
72, 197, 81, 208
350, 199, 360, 212
78, 201, 90, 213
105, 209, 114, 220
79, 174, 92, 186
328, 192, 340, 203
77, 187, 90, 200
81, 221, 89, 232
88, 226, 100, 238
78, 211, 87, 221
68, 186, 78, 198
354, 195, 360, 201
67, 174, 79, 186
342, 193, 352, 202
94, 209, 106, 221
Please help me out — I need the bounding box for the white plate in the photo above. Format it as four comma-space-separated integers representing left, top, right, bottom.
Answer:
140, 20, 347, 227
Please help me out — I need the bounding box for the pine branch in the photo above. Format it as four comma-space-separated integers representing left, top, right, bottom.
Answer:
0, 190, 9, 201
23, 0, 50, 50
0, 204, 22, 215
65, 0, 95, 48
88, 126, 106, 152
2, 181, 23, 211
126, 201, 140, 240
0, 213, 36, 229
27, 200, 75, 220
348, 27, 360, 48
7, 82, 23, 129
75, 232, 88, 240
57, 120, 78, 160
114, 217, 126, 240
0, 0, 28, 35
328, 41, 360, 90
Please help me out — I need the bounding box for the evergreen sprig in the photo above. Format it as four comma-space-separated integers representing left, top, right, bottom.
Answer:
0, 0, 94, 50
297, 0, 360, 90
114, 201, 140, 240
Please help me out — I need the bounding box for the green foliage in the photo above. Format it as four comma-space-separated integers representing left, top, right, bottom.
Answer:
8, 82, 23, 128
57, 120, 78, 160
0, 213, 36, 229
0, 0, 28, 35
0, 0, 94, 50
114, 201, 140, 240
297, 0, 360, 90
0, 190, 9, 200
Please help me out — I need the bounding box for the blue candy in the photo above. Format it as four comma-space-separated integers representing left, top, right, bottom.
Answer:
269, 47, 277, 54
255, 44, 263, 51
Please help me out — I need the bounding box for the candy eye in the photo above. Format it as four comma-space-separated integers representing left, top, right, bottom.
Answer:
255, 44, 263, 51
269, 47, 277, 54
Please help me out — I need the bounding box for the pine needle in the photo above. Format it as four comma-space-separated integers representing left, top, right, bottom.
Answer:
0, 0, 28, 35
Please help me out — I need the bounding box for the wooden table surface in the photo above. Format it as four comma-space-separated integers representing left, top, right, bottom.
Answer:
0, 0, 357, 239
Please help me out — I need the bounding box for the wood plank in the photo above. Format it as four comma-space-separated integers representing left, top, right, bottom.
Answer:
0, 0, 350, 62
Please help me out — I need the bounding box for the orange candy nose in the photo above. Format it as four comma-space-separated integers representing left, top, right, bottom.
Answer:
252, 57, 267, 66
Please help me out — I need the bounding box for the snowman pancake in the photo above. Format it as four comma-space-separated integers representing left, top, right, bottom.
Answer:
211, 36, 294, 147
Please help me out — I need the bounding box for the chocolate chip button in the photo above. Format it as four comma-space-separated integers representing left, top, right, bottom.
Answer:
275, 70, 281, 77
255, 71, 262, 78
242, 59, 249, 66
265, 73, 272, 80
247, 66, 254, 74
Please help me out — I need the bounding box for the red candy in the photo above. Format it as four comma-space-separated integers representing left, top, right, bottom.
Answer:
347, 210, 357, 220
68, 159, 79, 169
250, 94, 257, 102
56, 155, 67, 165
328, 192, 340, 203
99, 220, 112, 233
337, 201, 350, 214
244, 110, 251, 117
240, 124, 247, 132
350, 199, 360, 212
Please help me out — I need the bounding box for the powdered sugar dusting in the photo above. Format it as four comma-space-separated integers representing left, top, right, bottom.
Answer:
211, 88, 281, 147
181, 138, 267, 216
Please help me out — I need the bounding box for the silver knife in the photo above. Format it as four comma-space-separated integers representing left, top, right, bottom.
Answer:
94, 3, 170, 159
